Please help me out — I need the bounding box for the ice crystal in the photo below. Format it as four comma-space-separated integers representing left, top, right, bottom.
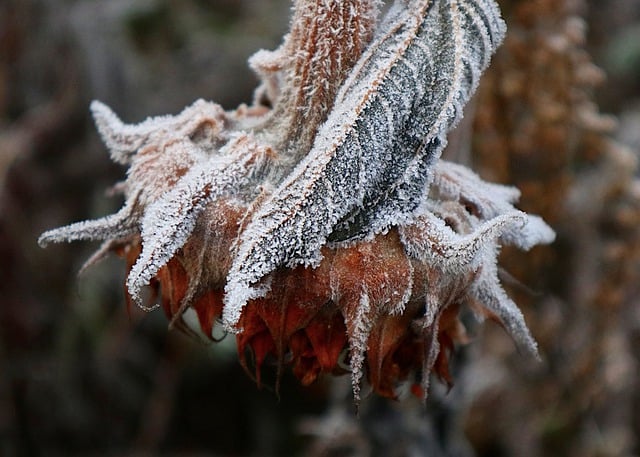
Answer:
40, 0, 555, 401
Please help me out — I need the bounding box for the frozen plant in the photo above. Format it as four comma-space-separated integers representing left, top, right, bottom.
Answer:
40, 0, 554, 401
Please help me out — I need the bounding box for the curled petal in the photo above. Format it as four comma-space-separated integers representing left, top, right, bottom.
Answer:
91, 99, 226, 165
470, 271, 540, 357
38, 196, 139, 247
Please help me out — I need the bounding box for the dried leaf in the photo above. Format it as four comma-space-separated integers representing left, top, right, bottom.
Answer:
224, 0, 508, 328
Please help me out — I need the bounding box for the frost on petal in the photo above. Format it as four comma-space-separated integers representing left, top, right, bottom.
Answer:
431, 161, 521, 210
37, 196, 139, 247
509, 214, 556, 250
347, 289, 372, 404
395, 163, 553, 388
259, 0, 381, 161
470, 266, 540, 357
248, 48, 286, 107
397, 163, 552, 363
126, 134, 273, 305
401, 211, 526, 267
91, 99, 226, 165
399, 210, 532, 364
430, 161, 556, 247
39, 98, 229, 253
327, 231, 413, 402
225, 0, 507, 327
328, 0, 508, 240
125, 139, 203, 208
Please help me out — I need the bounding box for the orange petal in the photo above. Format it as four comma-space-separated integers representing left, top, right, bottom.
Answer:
366, 313, 414, 398
191, 289, 224, 339
304, 307, 347, 373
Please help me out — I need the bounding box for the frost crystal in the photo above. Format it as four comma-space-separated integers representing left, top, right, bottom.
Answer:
40, 0, 555, 401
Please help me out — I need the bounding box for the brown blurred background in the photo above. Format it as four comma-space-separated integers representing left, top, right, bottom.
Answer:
1, 0, 639, 455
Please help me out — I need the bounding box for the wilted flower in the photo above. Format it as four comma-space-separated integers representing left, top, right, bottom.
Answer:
39, 0, 554, 401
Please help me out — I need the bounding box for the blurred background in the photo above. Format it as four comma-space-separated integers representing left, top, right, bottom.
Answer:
1, 0, 639, 455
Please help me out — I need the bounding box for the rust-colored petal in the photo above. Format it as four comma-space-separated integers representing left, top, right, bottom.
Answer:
236, 306, 275, 387
304, 306, 348, 374
289, 331, 322, 386
366, 312, 415, 398
156, 257, 189, 318
191, 289, 224, 339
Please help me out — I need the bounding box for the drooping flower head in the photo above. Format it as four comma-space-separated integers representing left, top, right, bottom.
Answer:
39, 0, 554, 401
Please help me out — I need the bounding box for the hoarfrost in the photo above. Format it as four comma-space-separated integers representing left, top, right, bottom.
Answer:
224, 0, 508, 328
38, 0, 556, 401
347, 289, 373, 404
91, 99, 226, 165
127, 134, 272, 305
399, 210, 528, 271
430, 161, 556, 248
38, 195, 139, 247
470, 264, 540, 357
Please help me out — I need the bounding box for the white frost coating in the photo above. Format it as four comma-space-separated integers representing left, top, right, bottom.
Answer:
224, 0, 508, 328
126, 134, 271, 306
431, 161, 556, 248
348, 289, 373, 404
399, 210, 528, 270
511, 215, 556, 250
91, 99, 226, 165
248, 48, 285, 105
44, 97, 274, 311
432, 161, 521, 205
471, 263, 540, 357
40, 98, 231, 253
397, 184, 550, 358
339, 0, 508, 238
248, 48, 284, 75
36, 0, 556, 400
37, 196, 139, 247
396, 161, 553, 359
